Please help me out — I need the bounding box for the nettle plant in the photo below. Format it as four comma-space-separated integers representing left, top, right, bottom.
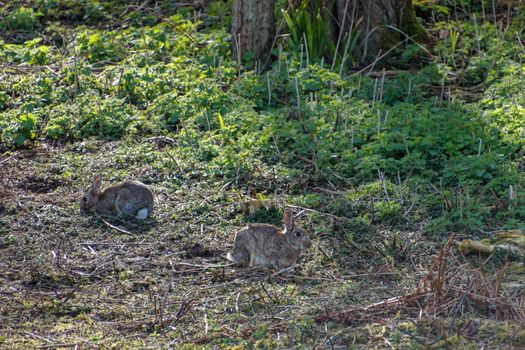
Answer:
76, 30, 128, 63
1, 7, 38, 31
1, 112, 38, 146
0, 38, 55, 65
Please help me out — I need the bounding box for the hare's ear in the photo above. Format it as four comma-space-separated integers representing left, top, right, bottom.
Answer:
283, 209, 295, 233
92, 174, 102, 194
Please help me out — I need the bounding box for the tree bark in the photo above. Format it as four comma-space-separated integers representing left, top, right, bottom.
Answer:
335, 0, 428, 63
231, 0, 275, 71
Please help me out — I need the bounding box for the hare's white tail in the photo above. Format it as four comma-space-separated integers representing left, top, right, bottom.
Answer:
135, 208, 149, 220
226, 252, 236, 262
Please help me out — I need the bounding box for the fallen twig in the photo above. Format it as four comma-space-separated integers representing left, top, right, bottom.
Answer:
287, 204, 352, 222
315, 289, 430, 324
22, 332, 54, 344
0, 152, 19, 165
80, 242, 150, 246
145, 136, 176, 144
37, 343, 80, 349
99, 216, 133, 235
270, 265, 296, 278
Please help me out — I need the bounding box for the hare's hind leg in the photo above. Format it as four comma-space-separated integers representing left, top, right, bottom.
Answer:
226, 238, 250, 265
116, 189, 148, 219
115, 189, 135, 217
227, 245, 250, 266
250, 254, 270, 267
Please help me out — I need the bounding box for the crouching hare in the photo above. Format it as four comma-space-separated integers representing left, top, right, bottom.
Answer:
80, 174, 154, 220
227, 209, 312, 270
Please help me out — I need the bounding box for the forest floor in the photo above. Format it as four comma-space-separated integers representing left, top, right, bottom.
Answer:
1, 140, 523, 349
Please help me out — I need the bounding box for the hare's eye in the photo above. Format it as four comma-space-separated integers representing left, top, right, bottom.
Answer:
82, 196, 88, 202
295, 231, 302, 237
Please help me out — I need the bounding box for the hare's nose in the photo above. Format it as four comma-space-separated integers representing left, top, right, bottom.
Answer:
304, 240, 312, 249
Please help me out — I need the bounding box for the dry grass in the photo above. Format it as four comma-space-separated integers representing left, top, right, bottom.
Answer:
0, 140, 523, 349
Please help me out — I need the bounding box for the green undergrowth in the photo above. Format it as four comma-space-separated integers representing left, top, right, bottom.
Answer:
2, 3, 525, 236
1, 4, 525, 237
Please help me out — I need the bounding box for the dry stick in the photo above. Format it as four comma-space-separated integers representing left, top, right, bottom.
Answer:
204, 312, 209, 334
294, 76, 301, 108
71, 36, 80, 93
339, 2, 358, 76
303, 33, 310, 67
317, 289, 431, 323
291, 271, 399, 282
270, 282, 282, 304
402, 192, 418, 218
234, 32, 241, 80
217, 56, 223, 90
80, 242, 150, 246
396, 328, 440, 347
174, 298, 194, 322
267, 72, 272, 105
145, 136, 176, 144
115, 68, 125, 96
23, 332, 54, 344
376, 109, 381, 135
277, 44, 282, 79
516, 33, 525, 106
270, 265, 297, 278
287, 204, 351, 222
491, 0, 497, 27
520, 56, 525, 106
505, 1, 512, 33
173, 261, 236, 269
259, 282, 276, 303
486, 25, 505, 82
284, 50, 291, 82
362, 0, 373, 63
405, 78, 412, 102
37, 344, 80, 350
439, 80, 445, 107
165, 151, 183, 173
120, 0, 152, 16
378, 169, 390, 201
261, 1, 292, 71
98, 216, 133, 235
351, 25, 433, 79
174, 24, 200, 46
477, 138, 483, 157
371, 77, 379, 109
0, 153, 18, 165
350, 123, 354, 151
331, 0, 351, 70
272, 134, 281, 158
235, 292, 241, 313
44, 65, 58, 76
473, 14, 482, 55
379, 68, 386, 103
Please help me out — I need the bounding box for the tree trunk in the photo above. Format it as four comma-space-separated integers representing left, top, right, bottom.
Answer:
231, 0, 275, 72
335, 0, 428, 63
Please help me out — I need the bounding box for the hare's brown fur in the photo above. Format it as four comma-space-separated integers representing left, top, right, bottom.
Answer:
227, 211, 311, 270
80, 175, 154, 219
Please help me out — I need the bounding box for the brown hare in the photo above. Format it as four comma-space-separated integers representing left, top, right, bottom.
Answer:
80, 174, 154, 220
227, 209, 312, 270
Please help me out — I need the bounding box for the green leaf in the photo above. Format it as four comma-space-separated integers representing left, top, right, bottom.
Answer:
218, 112, 226, 130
